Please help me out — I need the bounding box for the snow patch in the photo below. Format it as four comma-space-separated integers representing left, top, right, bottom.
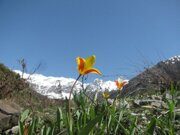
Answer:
164, 55, 180, 64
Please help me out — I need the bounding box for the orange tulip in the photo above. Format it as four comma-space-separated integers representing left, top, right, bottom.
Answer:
76, 55, 101, 75
115, 78, 128, 91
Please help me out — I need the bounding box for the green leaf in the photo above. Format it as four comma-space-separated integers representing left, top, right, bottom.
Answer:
107, 114, 112, 129
28, 118, 37, 135
66, 113, 73, 135
170, 83, 175, 96
93, 91, 98, 103
167, 100, 175, 121
115, 110, 124, 134
18, 121, 24, 135
46, 127, 51, 135
168, 101, 175, 113
41, 126, 47, 135
79, 113, 103, 135
130, 117, 137, 135
40, 126, 44, 135
119, 122, 129, 135
146, 117, 156, 135
49, 126, 55, 135
56, 108, 63, 131
20, 109, 30, 123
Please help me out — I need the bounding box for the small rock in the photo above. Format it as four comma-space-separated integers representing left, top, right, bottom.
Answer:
141, 105, 156, 109
5, 126, 19, 134
151, 95, 162, 100
131, 113, 138, 116
165, 93, 172, 100
151, 102, 161, 108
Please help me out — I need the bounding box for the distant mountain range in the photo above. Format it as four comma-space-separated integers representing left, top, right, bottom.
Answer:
14, 55, 180, 99
14, 70, 118, 99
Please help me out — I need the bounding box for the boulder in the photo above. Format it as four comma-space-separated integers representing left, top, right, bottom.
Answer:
0, 100, 21, 133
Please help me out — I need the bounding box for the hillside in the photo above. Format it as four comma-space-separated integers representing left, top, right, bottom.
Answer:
121, 55, 180, 96
0, 63, 28, 99
0, 64, 66, 132
0, 63, 63, 109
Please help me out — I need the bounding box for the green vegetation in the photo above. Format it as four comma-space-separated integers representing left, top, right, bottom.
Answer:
18, 84, 179, 135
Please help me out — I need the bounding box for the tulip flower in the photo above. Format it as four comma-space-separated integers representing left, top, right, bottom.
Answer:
102, 91, 110, 99
69, 55, 101, 115
76, 55, 101, 75
115, 78, 128, 91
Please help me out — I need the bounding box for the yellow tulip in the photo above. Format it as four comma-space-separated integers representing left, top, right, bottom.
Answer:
115, 78, 128, 91
102, 91, 110, 99
76, 55, 102, 75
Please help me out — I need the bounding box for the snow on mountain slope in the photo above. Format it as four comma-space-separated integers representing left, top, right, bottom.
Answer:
14, 70, 118, 99
164, 55, 180, 64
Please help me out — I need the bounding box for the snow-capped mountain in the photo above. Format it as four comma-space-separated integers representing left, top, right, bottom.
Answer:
14, 70, 119, 99
164, 55, 180, 64
121, 55, 180, 96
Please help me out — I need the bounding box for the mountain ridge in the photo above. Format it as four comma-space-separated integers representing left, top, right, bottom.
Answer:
121, 55, 180, 96
14, 70, 119, 99
14, 55, 180, 99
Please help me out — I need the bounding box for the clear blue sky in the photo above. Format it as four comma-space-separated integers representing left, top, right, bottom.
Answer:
0, 0, 180, 80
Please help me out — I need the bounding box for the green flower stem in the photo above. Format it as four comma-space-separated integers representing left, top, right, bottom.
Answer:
68, 74, 82, 114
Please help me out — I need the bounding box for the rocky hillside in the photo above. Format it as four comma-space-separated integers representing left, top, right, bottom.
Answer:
0, 63, 65, 132
0, 63, 64, 109
0, 63, 28, 99
121, 55, 180, 96
0, 64, 26, 132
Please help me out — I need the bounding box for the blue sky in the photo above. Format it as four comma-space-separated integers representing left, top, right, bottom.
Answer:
0, 0, 180, 80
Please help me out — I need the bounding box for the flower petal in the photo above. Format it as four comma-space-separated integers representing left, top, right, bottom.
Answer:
84, 68, 102, 75
122, 81, 128, 86
115, 80, 128, 90
85, 55, 96, 69
76, 57, 85, 74
115, 81, 119, 87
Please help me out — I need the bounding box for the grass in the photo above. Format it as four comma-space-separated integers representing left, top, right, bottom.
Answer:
17, 84, 179, 135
